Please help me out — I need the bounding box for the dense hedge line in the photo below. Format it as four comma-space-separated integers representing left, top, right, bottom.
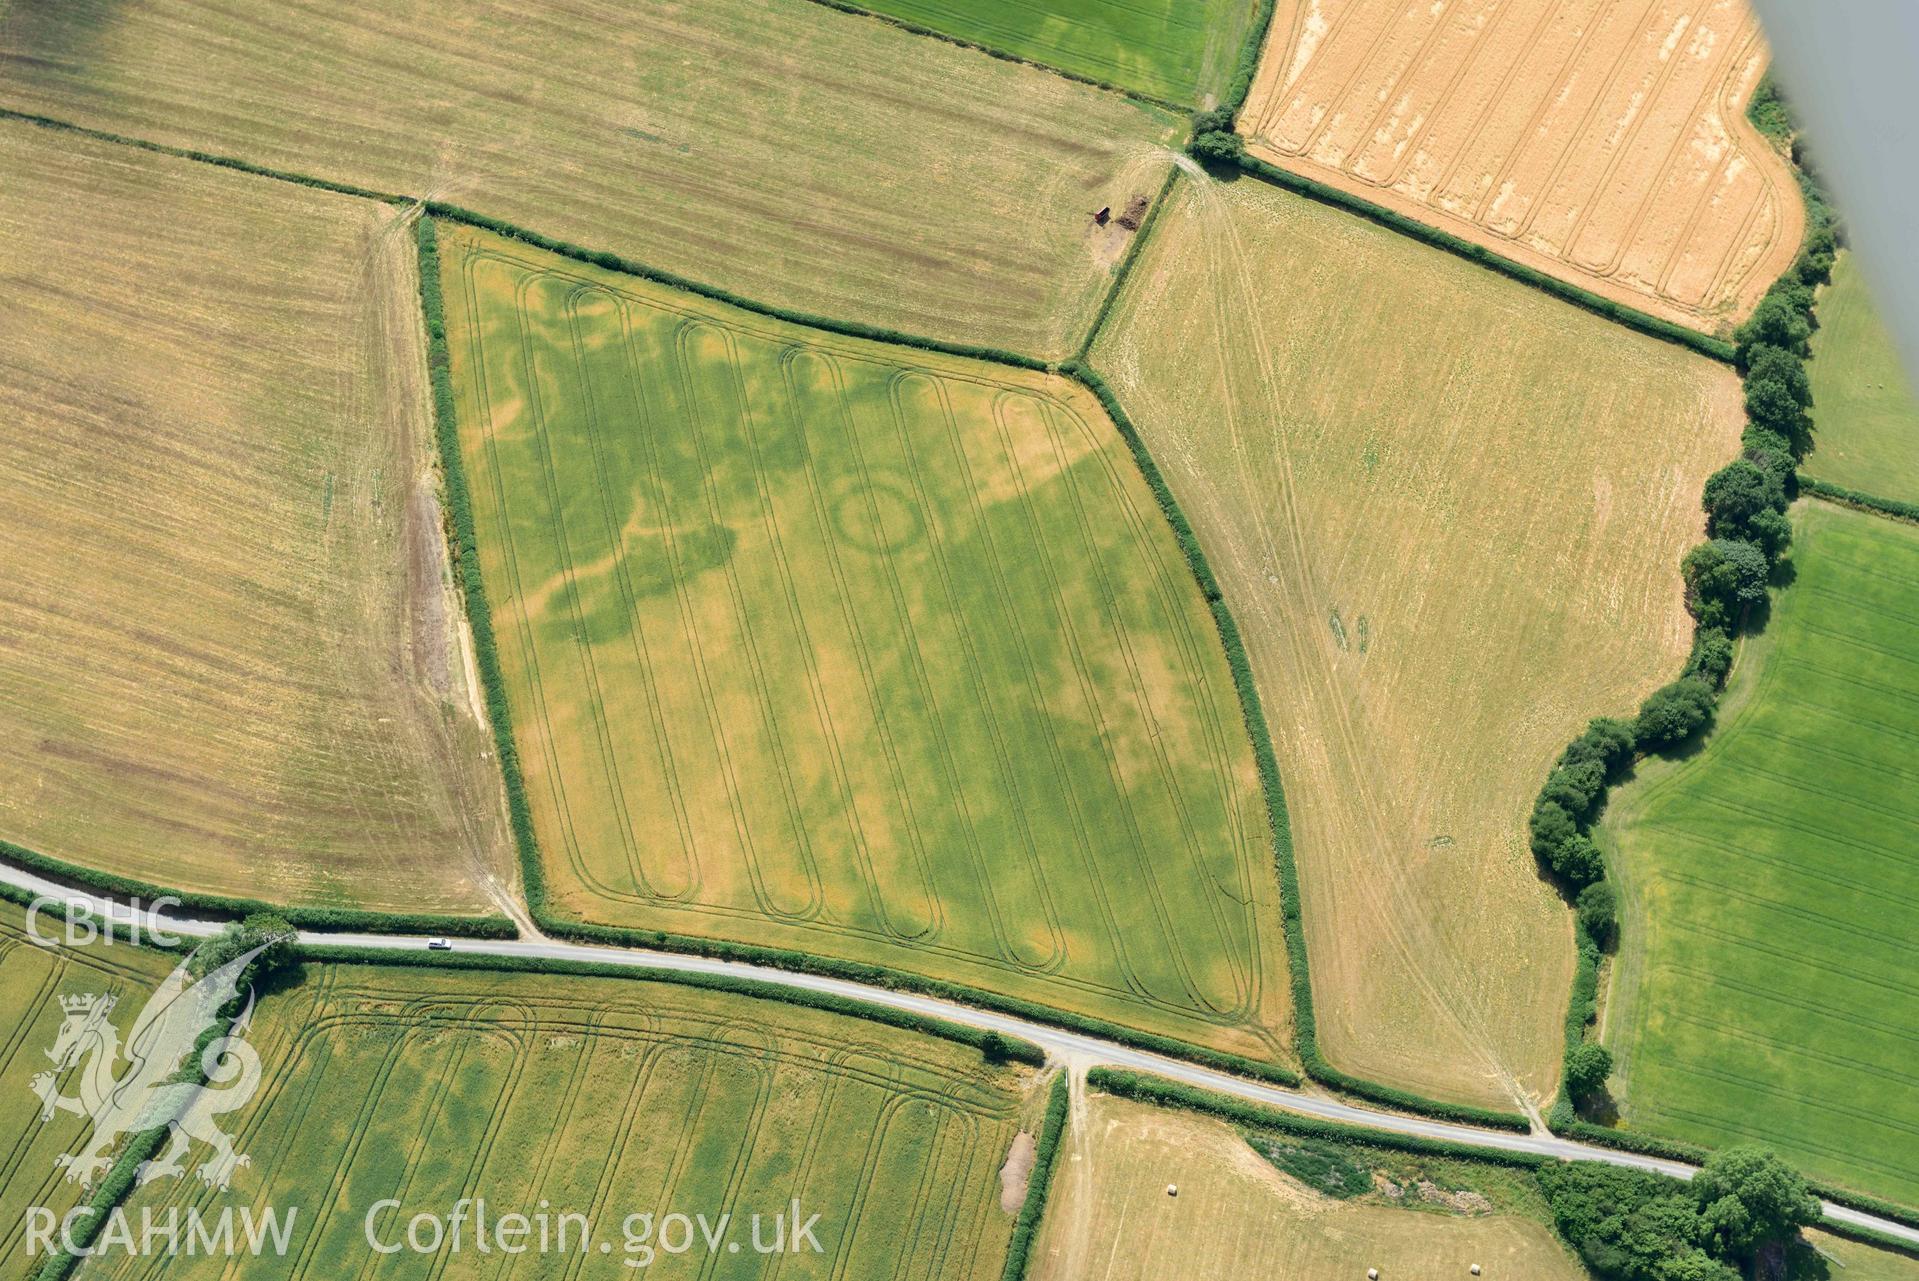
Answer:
0, 107, 411, 207
1805, 1182, 1919, 1235
1064, 362, 1532, 1132
300, 944, 1046, 1065
1219, 0, 1281, 117
792, 0, 1186, 111
1229, 153, 1737, 362
532, 914, 1302, 1086
0, 836, 514, 939
1074, 165, 1181, 361
416, 216, 553, 919
1001, 1072, 1071, 1281
1089, 1068, 1546, 1168
1540, 106, 1860, 1152
1799, 477, 1919, 524
31, 1124, 172, 1281
423, 201, 1050, 371
1816, 1215, 1919, 1260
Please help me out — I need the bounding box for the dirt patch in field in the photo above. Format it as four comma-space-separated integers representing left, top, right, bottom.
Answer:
1242, 0, 1803, 335
1000, 1131, 1037, 1211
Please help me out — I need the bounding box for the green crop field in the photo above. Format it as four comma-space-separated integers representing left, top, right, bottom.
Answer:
0, 122, 507, 914
1803, 252, 1919, 503
0, 901, 174, 1260
0, 0, 1178, 359
1090, 172, 1741, 1110
441, 223, 1292, 1067
1604, 501, 1919, 1206
81, 963, 1042, 1278
855, 0, 1260, 105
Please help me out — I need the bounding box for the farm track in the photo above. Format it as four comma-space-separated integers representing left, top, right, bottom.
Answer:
7, 860, 1917, 1248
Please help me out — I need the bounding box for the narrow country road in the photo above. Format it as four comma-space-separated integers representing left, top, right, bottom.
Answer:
8, 859, 1914, 1249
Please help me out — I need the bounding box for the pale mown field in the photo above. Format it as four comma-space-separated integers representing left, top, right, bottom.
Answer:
1242, 0, 1802, 334
0, 124, 507, 912
442, 225, 1292, 1066
1032, 1093, 1584, 1281
0, 0, 1178, 358
79, 963, 1041, 1279
1092, 173, 1742, 1108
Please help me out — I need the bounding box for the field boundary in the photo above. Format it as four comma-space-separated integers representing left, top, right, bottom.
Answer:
1061, 362, 1532, 1134
1228, 153, 1738, 362
1798, 478, 1919, 525
0, 837, 515, 938
1002, 1071, 1071, 1281
299, 944, 1049, 1066
0, 107, 1055, 368
415, 215, 1316, 1092
1074, 166, 1182, 361
789, 0, 1188, 111
1088, 1068, 1547, 1168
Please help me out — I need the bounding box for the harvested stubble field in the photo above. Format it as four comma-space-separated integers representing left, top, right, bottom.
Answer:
82, 964, 1042, 1279
0, 0, 1178, 359
441, 224, 1292, 1065
0, 125, 506, 913
856, 0, 1260, 105
1030, 1093, 1583, 1280
1602, 501, 1919, 1207
0, 903, 174, 1261
1803, 252, 1919, 503
1240, 0, 1803, 334
1091, 173, 1742, 1109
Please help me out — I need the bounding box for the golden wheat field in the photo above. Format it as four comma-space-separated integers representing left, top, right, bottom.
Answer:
1241, 0, 1802, 334
0, 123, 508, 913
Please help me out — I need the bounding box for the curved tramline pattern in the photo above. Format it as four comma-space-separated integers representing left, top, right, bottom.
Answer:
0, 903, 176, 1260
437, 225, 1293, 1068
85, 964, 1041, 1281
1239, 0, 1802, 335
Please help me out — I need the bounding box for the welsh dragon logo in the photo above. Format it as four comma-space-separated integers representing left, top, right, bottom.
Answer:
29, 943, 267, 1191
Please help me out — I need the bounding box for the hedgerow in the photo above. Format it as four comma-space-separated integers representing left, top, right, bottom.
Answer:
529, 913, 1301, 1087
300, 944, 1047, 1065
1064, 361, 1530, 1133
1230, 153, 1737, 362
1087, 1068, 1546, 1167
1219, 0, 1281, 116
1074, 165, 1180, 361
423, 202, 1049, 370
1539, 92, 1850, 1142
0, 836, 513, 939
1798, 477, 1919, 525
1001, 1072, 1070, 1281
791, 0, 1187, 111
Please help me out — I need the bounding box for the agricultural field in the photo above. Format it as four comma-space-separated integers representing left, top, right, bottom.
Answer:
1240, 0, 1803, 334
1803, 252, 1919, 502
0, 123, 507, 913
856, 0, 1260, 105
441, 223, 1291, 1066
0, 901, 175, 1261
1601, 500, 1919, 1207
78, 962, 1043, 1278
1803, 1228, 1919, 1281
1030, 1093, 1584, 1280
0, 0, 1180, 359
1091, 173, 1742, 1108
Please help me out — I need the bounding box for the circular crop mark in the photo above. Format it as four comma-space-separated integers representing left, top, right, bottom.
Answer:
830, 480, 924, 556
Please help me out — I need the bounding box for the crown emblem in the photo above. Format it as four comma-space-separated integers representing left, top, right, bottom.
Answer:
58, 993, 113, 1016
